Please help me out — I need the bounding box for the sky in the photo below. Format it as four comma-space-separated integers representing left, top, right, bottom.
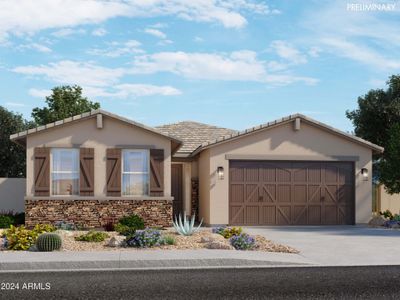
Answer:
0, 0, 399, 132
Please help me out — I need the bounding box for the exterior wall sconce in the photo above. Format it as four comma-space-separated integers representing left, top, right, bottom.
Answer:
361, 168, 369, 181
217, 166, 224, 180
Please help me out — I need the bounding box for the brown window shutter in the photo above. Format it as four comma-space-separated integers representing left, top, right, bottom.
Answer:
80, 148, 94, 196
34, 147, 50, 196
150, 149, 164, 196
106, 148, 121, 196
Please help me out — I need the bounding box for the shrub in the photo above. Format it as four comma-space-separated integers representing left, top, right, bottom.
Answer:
0, 211, 25, 225
162, 235, 176, 245
230, 233, 255, 250
380, 210, 394, 220
212, 226, 226, 235
126, 228, 163, 248
4, 224, 55, 250
114, 214, 145, 236
36, 233, 62, 252
0, 215, 14, 228
54, 221, 77, 231
214, 227, 243, 239
75, 231, 108, 242
393, 214, 400, 222
103, 221, 115, 232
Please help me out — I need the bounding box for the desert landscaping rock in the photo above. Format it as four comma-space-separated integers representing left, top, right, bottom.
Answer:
368, 215, 386, 227
107, 236, 126, 247
206, 241, 234, 250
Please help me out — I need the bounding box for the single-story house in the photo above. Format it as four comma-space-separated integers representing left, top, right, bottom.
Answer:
10, 109, 383, 228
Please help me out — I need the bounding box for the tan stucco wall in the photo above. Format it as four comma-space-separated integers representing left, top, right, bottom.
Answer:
378, 185, 400, 214
198, 121, 373, 225
26, 115, 172, 197
198, 149, 211, 224
0, 178, 26, 212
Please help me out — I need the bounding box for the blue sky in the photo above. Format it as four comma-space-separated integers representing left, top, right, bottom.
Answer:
0, 0, 399, 132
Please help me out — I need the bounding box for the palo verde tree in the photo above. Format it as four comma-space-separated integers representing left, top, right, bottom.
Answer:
31, 85, 100, 126
346, 75, 400, 193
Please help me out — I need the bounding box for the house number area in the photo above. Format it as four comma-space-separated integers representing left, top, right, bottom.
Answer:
0, 282, 51, 290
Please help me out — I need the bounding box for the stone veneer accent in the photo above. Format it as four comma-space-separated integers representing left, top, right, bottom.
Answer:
25, 199, 172, 228
191, 179, 199, 220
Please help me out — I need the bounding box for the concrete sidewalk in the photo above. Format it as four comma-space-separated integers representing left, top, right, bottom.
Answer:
0, 249, 311, 272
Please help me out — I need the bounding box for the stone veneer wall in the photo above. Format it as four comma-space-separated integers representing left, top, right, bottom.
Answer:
191, 179, 199, 220
25, 199, 172, 228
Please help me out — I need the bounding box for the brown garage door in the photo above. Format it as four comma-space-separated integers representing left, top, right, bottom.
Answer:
229, 161, 355, 225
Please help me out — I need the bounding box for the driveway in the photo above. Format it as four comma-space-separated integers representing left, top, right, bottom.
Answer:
244, 226, 400, 266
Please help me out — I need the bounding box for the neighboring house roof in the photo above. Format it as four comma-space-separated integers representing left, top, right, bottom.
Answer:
10, 109, 183, 153
155, 121, 238, 156
190, 113, 384, 156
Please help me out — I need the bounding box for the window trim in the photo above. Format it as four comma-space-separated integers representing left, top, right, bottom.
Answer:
121, 149, 150, 196
50, 148, 80, 196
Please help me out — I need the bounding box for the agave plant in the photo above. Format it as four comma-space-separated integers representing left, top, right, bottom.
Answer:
172, 212, 203, 236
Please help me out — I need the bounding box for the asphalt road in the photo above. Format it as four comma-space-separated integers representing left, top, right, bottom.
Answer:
1, 266, 400, 299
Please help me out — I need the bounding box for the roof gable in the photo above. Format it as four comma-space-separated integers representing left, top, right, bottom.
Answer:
10, 109, 182, 152
190, 114, 384, 156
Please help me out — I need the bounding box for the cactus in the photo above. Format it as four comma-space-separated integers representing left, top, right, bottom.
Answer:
36, 233, 62, 252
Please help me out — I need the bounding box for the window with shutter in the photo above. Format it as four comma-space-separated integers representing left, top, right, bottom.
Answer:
106, 148, 121, 196
80, 148, 94, 196
34, 148, 50, 196
150, 149, 164, 196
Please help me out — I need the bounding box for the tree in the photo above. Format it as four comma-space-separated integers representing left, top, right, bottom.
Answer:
346, 75, 400, 193
31, 85, 100, 125
0, 107, 33, 177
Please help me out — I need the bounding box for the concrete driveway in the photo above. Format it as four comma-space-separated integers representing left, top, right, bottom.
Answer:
244, 226, 400, 266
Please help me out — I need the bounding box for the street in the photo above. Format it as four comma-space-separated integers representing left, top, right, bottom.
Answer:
0, 266, 400, 299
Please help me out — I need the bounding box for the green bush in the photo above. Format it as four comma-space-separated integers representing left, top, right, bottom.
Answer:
0, 211, 25, 226
221, 227, 243, 239
162, 235, 176, 245
75, 231, 108, 242
0, 215, 14, 228
36, 233, 62, 252
114, 214, 145, 236
4, 224, 56, 250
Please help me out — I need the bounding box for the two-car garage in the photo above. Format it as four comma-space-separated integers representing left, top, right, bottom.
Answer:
229, 160, 355, 225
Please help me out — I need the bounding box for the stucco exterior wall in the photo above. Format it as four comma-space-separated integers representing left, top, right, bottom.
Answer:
0, 178, 26, 212
26, 115, 172, 197
198, 120, 373, 225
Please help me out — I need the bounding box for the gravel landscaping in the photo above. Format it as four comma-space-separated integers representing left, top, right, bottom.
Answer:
0, 228, 298, 253
56, 228, 298, 253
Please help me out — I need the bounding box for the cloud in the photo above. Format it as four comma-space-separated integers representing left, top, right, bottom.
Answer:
17, 43, 52, 53
270, 40, 307, 65
144, 28, 167, 39
5, 102, 26, 107
17, 60, 182, 99
194, 36, 204, 42
51, 28, 86, 37
28, 88, 51, 98
303, 1, 400, 70
322, 38, 400, 70
13, 60, 125, 87
92, 28, 107, 36
0, 0, 275, 40
87, 40, 144, 57
131, 50, 317, 85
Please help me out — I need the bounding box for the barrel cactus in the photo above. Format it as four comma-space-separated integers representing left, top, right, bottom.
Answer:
36, 233, 62, 252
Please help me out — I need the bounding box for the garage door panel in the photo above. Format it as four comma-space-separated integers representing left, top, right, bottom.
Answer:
261, 184, 276, 203
260, 206, 276, 224
277, 206, 291, 225
245, 206, 259, 224
294, 185, 307, 203
229, 161, 354, 225
230, 184, 244, 203
277, 185, 291, 203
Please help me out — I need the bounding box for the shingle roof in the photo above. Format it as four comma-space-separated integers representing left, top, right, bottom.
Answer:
155, 121, 238, 155
190, 113, 384, 156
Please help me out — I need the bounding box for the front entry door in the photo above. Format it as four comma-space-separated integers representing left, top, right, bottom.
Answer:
171, 164, 184, 217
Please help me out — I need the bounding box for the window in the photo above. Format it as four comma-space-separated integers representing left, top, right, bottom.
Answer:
51, 148, 79, 196
122, 149, 149, 196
